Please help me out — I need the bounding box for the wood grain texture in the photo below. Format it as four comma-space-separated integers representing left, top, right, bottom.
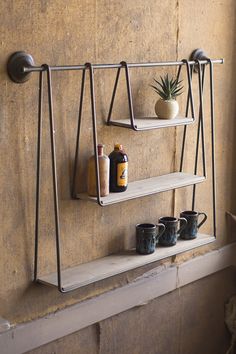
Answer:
77, 172, 205, 205
109, 116, 194, 130
39, 234, 215, 291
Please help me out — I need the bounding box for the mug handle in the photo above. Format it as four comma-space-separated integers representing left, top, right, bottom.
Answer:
155, 223, 165, 241
156, 223, 166, 241
177, 217, 187, 236
198, 212, 207, 228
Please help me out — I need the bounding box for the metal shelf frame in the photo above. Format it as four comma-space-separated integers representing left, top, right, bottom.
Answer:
106, 59, 195, 130
6, 49, 223, 293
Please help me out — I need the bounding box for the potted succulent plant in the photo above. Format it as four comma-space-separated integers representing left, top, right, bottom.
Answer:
151, 74, 183, 119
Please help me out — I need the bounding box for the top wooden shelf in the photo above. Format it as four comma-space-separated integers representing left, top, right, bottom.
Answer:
108, 117, 194, 130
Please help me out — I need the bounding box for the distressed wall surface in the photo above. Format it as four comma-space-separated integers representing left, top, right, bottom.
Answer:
0, 0, 236, 350
27, 268, 236, 354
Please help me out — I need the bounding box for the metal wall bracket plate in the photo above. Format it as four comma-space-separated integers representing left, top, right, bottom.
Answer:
190, 49, 208, 72
7, 51, 35, 83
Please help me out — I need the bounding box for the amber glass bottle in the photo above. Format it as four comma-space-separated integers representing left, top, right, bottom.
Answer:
109, 144, 128, 192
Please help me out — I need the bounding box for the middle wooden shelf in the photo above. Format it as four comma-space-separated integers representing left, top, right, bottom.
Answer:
76, 172, 205, 206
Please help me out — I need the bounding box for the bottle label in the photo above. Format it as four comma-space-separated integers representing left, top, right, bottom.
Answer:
117, 162, 128, 187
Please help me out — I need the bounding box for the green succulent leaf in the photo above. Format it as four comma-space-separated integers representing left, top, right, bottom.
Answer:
151, 74, 184, 100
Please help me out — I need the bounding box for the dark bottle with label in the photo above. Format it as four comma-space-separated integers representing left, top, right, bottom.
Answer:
109, 144, 128, 192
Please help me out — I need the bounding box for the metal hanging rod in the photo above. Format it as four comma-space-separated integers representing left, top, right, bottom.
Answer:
7, 49, 223, 84
23, 59, 223, 72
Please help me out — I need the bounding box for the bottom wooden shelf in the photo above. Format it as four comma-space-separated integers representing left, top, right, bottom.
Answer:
38, 234, 215, 292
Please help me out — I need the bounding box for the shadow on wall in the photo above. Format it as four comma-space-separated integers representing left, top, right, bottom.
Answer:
226, 212, 236, 243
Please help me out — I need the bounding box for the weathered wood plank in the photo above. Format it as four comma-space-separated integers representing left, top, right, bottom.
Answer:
77, 172, 205, 205
109, 117, 194, 130
38, 234, 215, 291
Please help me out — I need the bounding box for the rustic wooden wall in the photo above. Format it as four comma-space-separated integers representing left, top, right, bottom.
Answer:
0, 0, 236, 347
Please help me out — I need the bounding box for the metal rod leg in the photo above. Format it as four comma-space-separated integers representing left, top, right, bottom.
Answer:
208, 59, 217, 238
45, 65, 62, 291
121, 61, 136, 130
107, 67, 121, 125
192, 115, 201, 209
180, 66, 193, 172
199, 66, 207, 179
87, 63, 102, 206
176, 64, 182, 82
192, 63, 206, 210
34, 69, 44, 282
72, 69, 86, 198
180, 60, 195, 172
183, 59, 195, 121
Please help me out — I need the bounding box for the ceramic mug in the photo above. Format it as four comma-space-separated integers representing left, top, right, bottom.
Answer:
158, 216, 187, 246
136, 223, 165, 255
179, 210, 207, 240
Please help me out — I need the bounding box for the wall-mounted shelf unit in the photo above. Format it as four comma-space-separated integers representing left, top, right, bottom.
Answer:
6, 49, 223, 293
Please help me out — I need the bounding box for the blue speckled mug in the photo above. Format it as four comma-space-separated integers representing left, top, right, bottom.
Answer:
136, 223, 165, 255
158, 216, 187, 246
180, 211, 207, 240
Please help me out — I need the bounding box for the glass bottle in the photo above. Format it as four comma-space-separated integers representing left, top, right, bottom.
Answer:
109, 144, 128, 192
87, 144, 110, 197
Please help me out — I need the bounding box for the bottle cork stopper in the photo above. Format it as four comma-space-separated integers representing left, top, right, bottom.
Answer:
114, 143, 123, 150
97, 144, 104, 156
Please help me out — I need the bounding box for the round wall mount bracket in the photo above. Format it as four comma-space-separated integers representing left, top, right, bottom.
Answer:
190, 49, 209, 72
7, 51, 35, 83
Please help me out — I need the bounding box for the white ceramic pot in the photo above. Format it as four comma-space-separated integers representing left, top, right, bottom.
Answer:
155, 99, 179, 119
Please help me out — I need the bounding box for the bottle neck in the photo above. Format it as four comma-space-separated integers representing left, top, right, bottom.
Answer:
114, 144, 123, 152
97, 144, 104, 157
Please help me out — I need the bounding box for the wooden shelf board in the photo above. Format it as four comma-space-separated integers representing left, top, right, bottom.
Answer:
38, 234, 215, 292
109, 117, 194, 130
76, 172, 205, 206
